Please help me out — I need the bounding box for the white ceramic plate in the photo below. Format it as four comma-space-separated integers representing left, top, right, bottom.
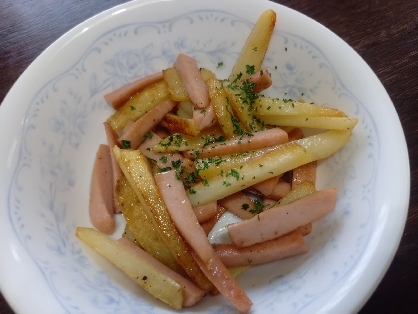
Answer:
0, 0, 409, 313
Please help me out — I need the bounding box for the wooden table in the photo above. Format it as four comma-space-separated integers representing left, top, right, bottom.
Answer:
0, 0, 417, 313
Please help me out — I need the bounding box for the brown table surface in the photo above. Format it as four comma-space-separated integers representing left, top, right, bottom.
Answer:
1, 0, 417, 313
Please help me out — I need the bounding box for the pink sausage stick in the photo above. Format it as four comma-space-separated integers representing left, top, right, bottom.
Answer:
292, 161, 317, 189
155, 170, 213, 266
251, 175, 281, 196
193, 201, 219, 223
214, 230, 308, 267
218, 192, 257, 220
288, 127, 304, 142
243, 67, 272, 93
192, 252, 253, 313
200, 206, 227, 235
192, 104, 217, 130
185, 127, 288, 159
104, 72, 163, 110
155, 170, 252, 313
89, 144, 115, 234
138, 132, 193, 172
103, 122, 122, 213
174, 53, 210, 109
228, 188, 337, 247
268, 180, 292, 201
119, 99, 176, 149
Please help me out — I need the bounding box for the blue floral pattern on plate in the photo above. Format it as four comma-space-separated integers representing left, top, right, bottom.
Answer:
7, 9, 377, 314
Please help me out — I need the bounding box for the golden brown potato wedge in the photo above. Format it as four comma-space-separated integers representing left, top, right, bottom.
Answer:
224, 85, 264, 132
76, 227, 183, 310
200, 68, 216, 81
163, 67, 189, 102
115, 174, 184, 274
278, 181, 317, 205
188, 142, 311, 206
207, 79, 238, 138
258, 115, 358, 130
254, 98, 347, 117
122, 224, 137, 243
152, 127, 225, 153
113, 147, 213, 291
296, 129, 352, 160
195, 129, 351, 179
177, 101, 194, 118
229, 10, 276, 82
189, 129, 352, 205
195, 145, 279, 179
161, 113, 201, 137
164, 67, 216, 103
107, 80, 169, 131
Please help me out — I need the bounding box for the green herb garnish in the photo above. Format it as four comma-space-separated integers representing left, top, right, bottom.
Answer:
121, 140, 131, 149
246, 64, 255, 75
250, 199, 265, 214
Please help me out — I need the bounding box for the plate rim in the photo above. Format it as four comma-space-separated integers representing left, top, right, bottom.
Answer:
0, 0, 410, 313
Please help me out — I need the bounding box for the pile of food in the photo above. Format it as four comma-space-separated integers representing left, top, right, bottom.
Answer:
76, 9, 357, 313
